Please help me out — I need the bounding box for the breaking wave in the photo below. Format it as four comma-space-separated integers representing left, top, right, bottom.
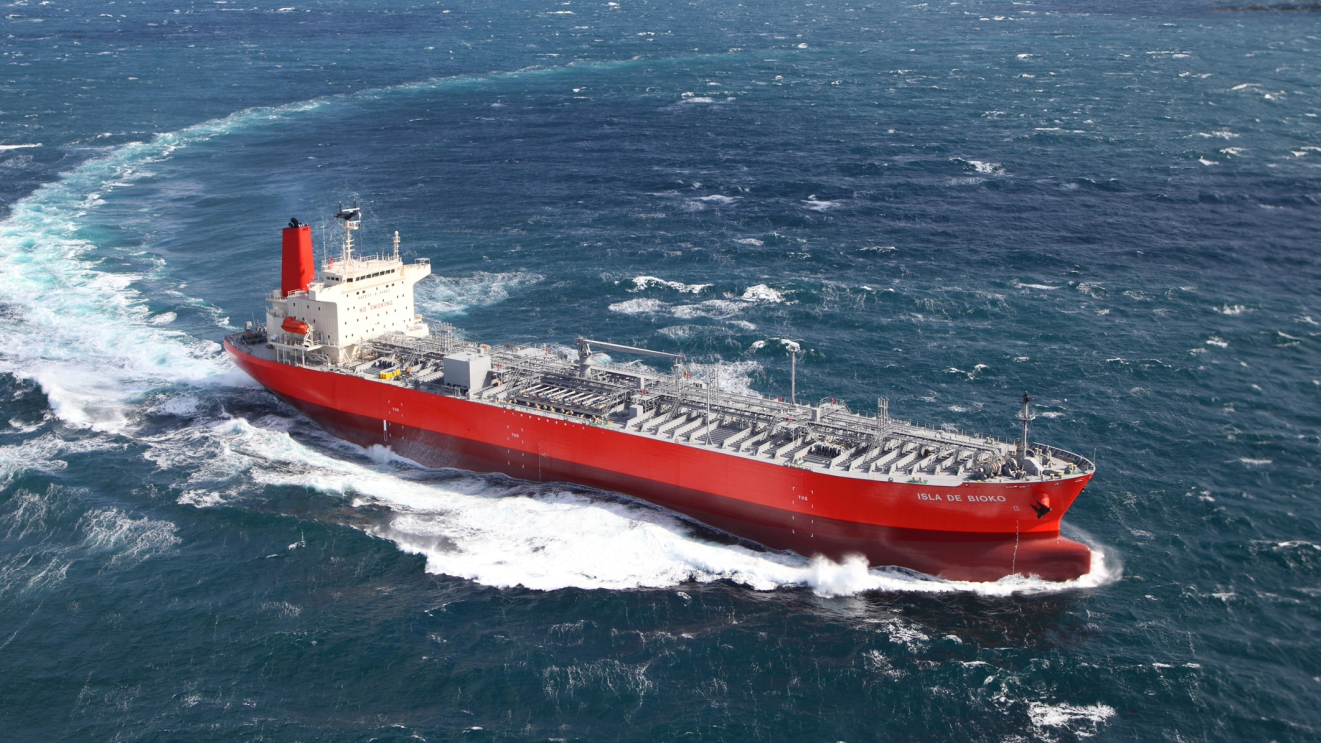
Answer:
628, 275, 711, 294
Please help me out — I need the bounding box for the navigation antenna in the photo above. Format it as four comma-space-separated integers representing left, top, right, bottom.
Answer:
334, 205, 361, 265
1017, 392, 1036, 470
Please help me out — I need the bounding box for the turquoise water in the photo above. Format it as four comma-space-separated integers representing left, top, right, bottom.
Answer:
2, 1, 1319, 739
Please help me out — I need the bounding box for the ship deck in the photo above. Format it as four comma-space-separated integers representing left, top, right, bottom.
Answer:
228, 326, 1094, 487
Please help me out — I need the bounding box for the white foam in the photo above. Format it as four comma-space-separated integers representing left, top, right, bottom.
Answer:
803, 196, 841, 211
1028, 702, 1116, 736
672, 299, 745, 320
1239, 458, 1272, 466
0, 143, 42, 151
420, 271, 543, 316
682, 359, 762, 398
0, 98, 361, 430
1014, 280, 1060, 290
657, 324, 731, 340
164, 419, 1120, 597
740, 284, 784, 303
629, 275, 711, 294
959, 158, 1005, 175
734, 237, 764, 247
1206, 336, 1228, 348
0, 435, 118, 492
1215, 304, 1248, 315
1277, 540, 1321, 550
607, 297, 668, 315
78, 507, 180, 569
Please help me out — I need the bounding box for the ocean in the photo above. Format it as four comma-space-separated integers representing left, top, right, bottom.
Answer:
2, 0, 1319, 739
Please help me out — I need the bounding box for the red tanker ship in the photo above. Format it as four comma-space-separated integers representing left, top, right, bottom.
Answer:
225, 209, 1095, 581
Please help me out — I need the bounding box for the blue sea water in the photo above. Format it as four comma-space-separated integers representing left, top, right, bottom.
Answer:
2, 0, 1320, 739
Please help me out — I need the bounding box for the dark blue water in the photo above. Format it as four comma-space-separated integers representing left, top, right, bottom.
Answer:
3, 1, 1320, 739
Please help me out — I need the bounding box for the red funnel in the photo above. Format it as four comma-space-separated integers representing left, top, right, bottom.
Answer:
281, 223, 314, 297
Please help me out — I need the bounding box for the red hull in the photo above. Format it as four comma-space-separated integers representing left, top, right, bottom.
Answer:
226, 340, 1092, 581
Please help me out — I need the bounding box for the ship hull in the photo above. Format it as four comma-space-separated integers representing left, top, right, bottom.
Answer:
227, 340, 1092, 581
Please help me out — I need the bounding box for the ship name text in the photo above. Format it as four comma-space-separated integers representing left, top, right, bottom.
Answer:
916, 493, 1007, 503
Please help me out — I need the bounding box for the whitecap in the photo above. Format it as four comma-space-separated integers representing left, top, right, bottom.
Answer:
0, 143, 42, 151
607, 297, 668, 315
657, 324, 731, 340
1215, 304, 1248, 315
957, 158, 1004, 175
740, 284, 784, 303
629, 275, 710, 294
1028, 702, 1116, 736
803, 196, 840, 211
1277, 541, 1321, 550
672, 299, 745, 320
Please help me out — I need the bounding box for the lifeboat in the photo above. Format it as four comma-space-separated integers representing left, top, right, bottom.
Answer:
281, 316, 310, 335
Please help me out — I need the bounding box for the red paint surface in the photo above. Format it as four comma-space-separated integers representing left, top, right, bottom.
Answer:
280, 224, 314, 298
227, 339, 1093, 580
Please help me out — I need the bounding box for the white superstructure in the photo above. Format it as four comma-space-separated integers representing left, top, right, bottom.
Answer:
265, 208, 431, 364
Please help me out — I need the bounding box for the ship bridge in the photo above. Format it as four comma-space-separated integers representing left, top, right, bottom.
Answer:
264, 209, 431, 364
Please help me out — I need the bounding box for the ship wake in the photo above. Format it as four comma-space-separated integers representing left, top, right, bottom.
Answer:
169, 417, 1118, 597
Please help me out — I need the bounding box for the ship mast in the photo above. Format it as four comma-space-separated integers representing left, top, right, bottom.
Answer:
1017, 391, 1035, 470
335, 205, 361, 265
